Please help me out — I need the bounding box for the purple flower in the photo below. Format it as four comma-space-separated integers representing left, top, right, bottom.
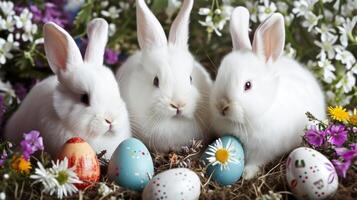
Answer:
335, 147, 357, 161
305, 125, 325, 147
0, 150, 7, 166
29, 3, 68, 27
326, 124, 348, 147
331, 159, 351, 178
104, 48, 119, 65
29, 5, 42, 22
20, 130, 44, 160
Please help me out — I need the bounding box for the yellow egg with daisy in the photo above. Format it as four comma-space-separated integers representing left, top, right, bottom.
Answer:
201, 135, 245, 186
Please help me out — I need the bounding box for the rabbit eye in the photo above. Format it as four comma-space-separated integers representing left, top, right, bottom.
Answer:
80, 93, 90, 106
153, 76, 159, 88
190, 76, 192, 84
244, 81, 252, 91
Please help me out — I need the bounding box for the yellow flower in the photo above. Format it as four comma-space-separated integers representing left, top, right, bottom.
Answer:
11, 155, 32, 174
328, 106, 350, 122
350, 108, 357, 126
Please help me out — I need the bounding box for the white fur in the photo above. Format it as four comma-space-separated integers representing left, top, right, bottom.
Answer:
4, 19, 131, 158
116, 0, 212, 152
210, 7, 326, 179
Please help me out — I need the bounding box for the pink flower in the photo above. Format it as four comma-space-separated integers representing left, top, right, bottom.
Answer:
304, 125, 325, 147
326, 124, 348, 147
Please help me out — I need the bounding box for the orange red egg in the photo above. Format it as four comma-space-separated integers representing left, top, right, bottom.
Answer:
57, 137, 100, 189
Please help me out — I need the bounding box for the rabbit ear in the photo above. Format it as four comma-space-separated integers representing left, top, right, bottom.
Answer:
84, 18, 108, 65
230, 6, 252, 51
168, 0, 193, 48
252, 13, 285, 62
136, 0, 167, 49
44, 22, 83, 74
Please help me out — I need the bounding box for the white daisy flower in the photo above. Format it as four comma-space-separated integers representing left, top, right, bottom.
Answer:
205, 138, 241, 171
30, 161, 58, 194
49, 158, 82, 199
258, 0, 277, 22
108, 23, 116, 37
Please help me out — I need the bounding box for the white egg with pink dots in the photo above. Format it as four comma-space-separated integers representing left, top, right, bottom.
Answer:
286, 147, 338, 200
142, 168, 201, 200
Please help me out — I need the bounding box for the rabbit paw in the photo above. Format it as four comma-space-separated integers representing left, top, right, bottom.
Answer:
243, 165, 260, 180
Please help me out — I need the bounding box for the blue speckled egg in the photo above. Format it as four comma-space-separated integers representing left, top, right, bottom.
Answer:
201, 135, 245, 186
108, 138, 154, 191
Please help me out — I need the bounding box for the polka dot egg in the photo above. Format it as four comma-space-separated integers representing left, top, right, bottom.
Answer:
108, 138, 154, 191
142, 168, 201, 200
286, 147, 338, 200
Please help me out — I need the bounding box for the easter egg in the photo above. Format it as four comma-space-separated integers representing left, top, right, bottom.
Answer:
286, 147, 338, 200
108, 138, 154, 191
57, 137, 100, 189
201, 135, 244, 186
142, 168, 201, 200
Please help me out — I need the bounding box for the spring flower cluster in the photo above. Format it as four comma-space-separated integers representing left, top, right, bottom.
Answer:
304, 106, 357, 178
0, 131, 81, 199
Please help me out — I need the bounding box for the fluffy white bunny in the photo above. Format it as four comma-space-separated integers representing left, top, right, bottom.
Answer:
116, 0, 212, 152
4, 18, 131, 158
210, 7, 326, 179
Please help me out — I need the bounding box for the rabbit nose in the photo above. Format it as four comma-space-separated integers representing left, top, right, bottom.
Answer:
221, 105, 230, 116
217, 98, 230, 116
170, 102, 186, 115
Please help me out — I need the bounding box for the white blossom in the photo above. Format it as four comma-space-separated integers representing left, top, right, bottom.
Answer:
314, 34, 338, 59
315, 24, 336, 41
337, 16, 357, 47
317, 58, 336, 83
257, 0, 277, 22
0, 15, 15, 32
98, 183, 113, 196
101, 6, 121, 19
302, 12, 322, 32
0, 192, 5, 200
245, 1, 258, 22
0, 1, 14, 16
284, 43, 296, 58
108, 23, 116, 37
292, 0, 317, 17
0, 37, 14, 65
336, 71, 356, 93
166, 0, 181, 21
119, 2, 130, 11
335, 46, 356, 70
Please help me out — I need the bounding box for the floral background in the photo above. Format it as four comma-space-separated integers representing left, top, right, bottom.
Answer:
0, 0, 356, 199
0, 0, 356, 125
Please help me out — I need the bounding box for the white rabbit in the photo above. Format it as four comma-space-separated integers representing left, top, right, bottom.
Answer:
4, 18, 131, 158
116, 0, 212, 153
210, 7, 326, 179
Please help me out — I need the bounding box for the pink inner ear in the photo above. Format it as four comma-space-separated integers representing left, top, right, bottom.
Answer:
46, 27, 69, 71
